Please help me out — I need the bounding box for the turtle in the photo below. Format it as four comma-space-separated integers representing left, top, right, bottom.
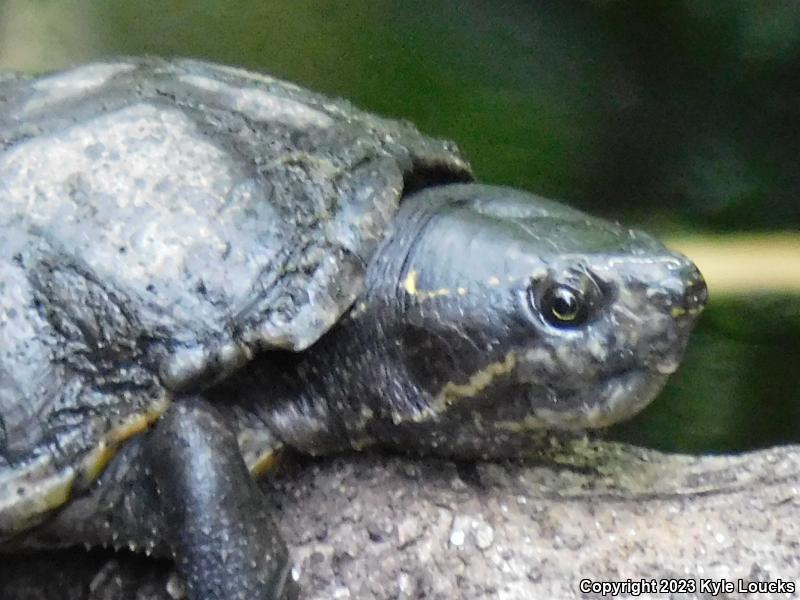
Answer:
0, 58, 708, 600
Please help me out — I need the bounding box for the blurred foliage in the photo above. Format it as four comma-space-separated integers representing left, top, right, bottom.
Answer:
0, 0, 798, 452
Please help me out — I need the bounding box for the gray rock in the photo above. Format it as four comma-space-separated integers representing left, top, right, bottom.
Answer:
2, 439, 799, 599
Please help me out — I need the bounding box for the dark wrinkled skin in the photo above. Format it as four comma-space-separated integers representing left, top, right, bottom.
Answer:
0, 60, 706, 600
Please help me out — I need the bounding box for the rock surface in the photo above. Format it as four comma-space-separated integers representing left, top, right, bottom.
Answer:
2, 440, 799, 599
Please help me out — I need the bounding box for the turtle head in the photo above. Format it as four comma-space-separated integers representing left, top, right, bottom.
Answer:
354, 184, 707, 458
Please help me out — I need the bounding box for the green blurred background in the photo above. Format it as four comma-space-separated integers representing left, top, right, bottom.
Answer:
1, 0, 798, 453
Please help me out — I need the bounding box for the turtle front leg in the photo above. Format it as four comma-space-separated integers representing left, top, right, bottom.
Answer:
144, 396, 298, 600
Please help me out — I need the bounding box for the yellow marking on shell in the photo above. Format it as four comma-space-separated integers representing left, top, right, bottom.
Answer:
0, 467, 77, 536
44, 474, 74, 507
403, 269, 451, 299
81, 442, 116, 483
80, 395, 170, 485
249, 449, 282, 478
239, 428, 283, 477
670, 306, 686, 318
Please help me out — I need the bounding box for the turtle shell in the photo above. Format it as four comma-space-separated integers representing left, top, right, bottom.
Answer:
0, 58, 471, 536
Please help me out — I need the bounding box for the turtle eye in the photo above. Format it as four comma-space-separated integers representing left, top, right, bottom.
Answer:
538, 285, 588, 328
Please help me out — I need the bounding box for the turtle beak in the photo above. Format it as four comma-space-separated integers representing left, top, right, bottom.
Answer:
675, 261, 708, 321
687, 266, 709, 312
649, 259, 707, 375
